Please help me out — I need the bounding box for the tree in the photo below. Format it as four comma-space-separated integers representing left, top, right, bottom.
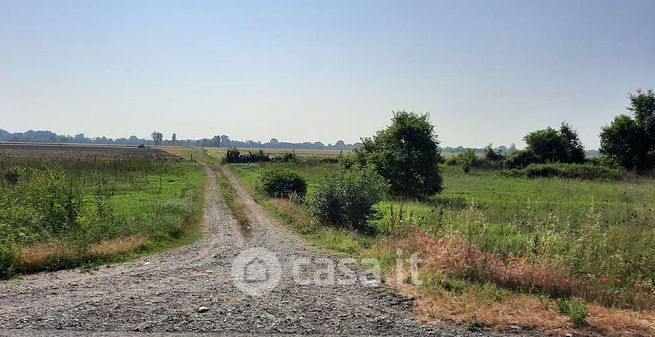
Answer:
559, 123, 586, 164
484, 144, 505, 163
151, 131, 163, 146
522, 123, 585, 164
355, 110, 443, 199
600, 90, 655, 170
209, 135, 221, 147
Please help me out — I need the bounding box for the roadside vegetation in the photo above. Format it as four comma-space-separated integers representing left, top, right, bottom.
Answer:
0, 155, 204, 278
224, 93, 655, 336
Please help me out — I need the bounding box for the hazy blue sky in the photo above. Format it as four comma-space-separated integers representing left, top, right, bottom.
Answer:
1, 0, 654, 148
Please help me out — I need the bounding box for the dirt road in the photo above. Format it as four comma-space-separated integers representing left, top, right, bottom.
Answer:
0, 165, 529, 336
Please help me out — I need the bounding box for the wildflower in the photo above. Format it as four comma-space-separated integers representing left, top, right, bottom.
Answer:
634, 283, 642, 289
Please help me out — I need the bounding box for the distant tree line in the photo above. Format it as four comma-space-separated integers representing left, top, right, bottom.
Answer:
0, 129, 359, 150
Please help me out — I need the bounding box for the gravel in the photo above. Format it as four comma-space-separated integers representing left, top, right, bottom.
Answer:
0, 165, 542, 337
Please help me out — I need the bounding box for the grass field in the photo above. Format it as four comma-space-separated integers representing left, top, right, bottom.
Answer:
228, 161, 655, 335
0, 147, 205, 277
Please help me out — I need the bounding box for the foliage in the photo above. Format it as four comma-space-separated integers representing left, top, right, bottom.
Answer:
0, 165, 82, 239
557, 299, 588, 326
0, 244, 17, 279
2, 166, 25, 186
260, 168, 307, 199
355, 110, 443, 199
484, 144, 505, 163
308, 166, 389, 232
504, 163, 625, 180
600, 89, 655, 171
226, 147, 241, 163
521, 122, 586, 165
0, 158, 203, 276
504, 149, 539, 169
224, 148, 271, 163
271, 152, 297, 163
455, 149, 478, 173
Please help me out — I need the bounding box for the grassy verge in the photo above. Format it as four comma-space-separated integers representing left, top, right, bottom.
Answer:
214, 166, 251, 235
0, 158, 205, 277
227, 162, 655, 336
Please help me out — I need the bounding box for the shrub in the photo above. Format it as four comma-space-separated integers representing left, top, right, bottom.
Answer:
3, 166, 25, 185
0, 165, 82, 236
0, 243, 17, 279
224, 148, 271, 163
308, 166, 389, 232
504, 163, 624, 180
504, 149, 539, 169
225, 147, 241, 163
260, 168, 307, 199
455, 149, 478, 173
557, 299, 588, 326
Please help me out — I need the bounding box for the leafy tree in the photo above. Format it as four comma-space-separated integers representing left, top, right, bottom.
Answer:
355, 110, 443, 199
600, 90, 655, 170
151, 131, 163, 146
517, 122, 586, 166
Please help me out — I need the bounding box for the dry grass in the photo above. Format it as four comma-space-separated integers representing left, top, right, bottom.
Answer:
18, 242, 78, 272
17, 236, 149, 273
398, 284, 655, 337
376, 232, 655, 336
87, 236, 148, 256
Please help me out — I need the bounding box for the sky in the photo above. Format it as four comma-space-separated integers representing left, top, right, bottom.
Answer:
1, 0, 654, 148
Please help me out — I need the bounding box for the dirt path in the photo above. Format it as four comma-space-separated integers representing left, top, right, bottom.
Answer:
0, 164, 530, 337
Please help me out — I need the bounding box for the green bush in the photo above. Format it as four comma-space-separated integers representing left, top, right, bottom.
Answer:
308, 166, 389, 232
557, 299, 588, 326
455, 149, 478, 173
0, 243, 17, 279
504, 149, 539, 169
504, 163, 624, 180
0, 165, 82, 238
260, 168, 307, 199
224, 148, 271, 163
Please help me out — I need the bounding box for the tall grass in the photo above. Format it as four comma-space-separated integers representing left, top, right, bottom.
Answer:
0, 158, 204, 277
229, 161, 655, 310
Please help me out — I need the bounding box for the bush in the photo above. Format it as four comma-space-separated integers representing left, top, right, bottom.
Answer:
0, 165, 82, 237
504, 149, 539, 169
308, 166, 389, 233
260, 168, 307, 199
3, 166, 25, 185
0, 244, 17, 279
557, 299, 588, 326
224, 148, 271, 163
454, 149, 479, 173
504, 163, 625, 180
225, 147, 241, 163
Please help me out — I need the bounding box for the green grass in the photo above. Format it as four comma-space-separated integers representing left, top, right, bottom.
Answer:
0, 158, 205, 276
228, 161, 655, 307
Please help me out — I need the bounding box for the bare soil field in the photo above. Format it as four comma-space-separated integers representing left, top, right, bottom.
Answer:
0, 143, 179, 160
